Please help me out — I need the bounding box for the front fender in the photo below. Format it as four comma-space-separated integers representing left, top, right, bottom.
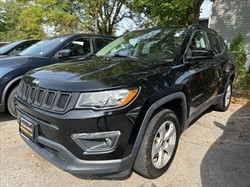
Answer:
131, 91, 187, 160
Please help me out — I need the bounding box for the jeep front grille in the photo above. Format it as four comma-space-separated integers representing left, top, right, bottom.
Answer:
18, 82, 71, 112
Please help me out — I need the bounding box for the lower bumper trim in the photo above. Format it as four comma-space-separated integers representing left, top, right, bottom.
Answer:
20, 134, 134, 178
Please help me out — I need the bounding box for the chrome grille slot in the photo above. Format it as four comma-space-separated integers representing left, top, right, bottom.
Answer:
43, 91, 56, 109
22, 85, 30, 101
18, 83, 24, 98
21, 84, 27, 100
27, 87, 36, 104
55, 93, 71, 111
19, 83, 25, 98
34, 89, 45, 106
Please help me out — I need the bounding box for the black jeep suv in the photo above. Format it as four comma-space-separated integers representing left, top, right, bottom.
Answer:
0, 34, 115, 117
16, 25, 235, 179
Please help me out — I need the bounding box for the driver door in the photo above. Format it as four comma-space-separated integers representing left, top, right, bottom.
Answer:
185, 30, 218, 116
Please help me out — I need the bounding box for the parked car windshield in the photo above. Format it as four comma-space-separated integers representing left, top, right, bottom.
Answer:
19, 36, 69, 56
0, 40, 24, 55
96, 27, 188, 60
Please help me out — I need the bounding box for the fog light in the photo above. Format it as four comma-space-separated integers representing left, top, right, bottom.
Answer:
105, 138, 112, 147
71, 131, 121, 155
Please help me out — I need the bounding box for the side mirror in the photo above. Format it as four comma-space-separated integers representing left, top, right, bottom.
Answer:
185, 49, 214, 62
192, 49, 214, 57
55, 49, 72, 58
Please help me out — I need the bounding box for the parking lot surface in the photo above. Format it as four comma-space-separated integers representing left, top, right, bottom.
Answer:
0, 103, 249, 187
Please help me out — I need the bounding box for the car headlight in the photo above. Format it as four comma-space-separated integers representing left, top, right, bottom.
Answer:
75, 88, 138, 109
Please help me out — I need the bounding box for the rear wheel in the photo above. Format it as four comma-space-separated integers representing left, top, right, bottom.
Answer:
134, 109, 180, 179
7, 85, 18, 118
214, 80, 232, 111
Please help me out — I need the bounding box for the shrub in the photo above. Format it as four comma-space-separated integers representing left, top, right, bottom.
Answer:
230, 31, 245, 52
230, 52, 249, 94
229, 31, 249, 95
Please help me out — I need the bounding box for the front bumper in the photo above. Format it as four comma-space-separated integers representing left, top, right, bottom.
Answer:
20, 132, 134, 177
16, 96, 137, 177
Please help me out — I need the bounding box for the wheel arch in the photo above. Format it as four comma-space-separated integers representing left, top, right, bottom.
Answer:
229, 72, 235, 83
223, 71, 235, 94
1, 76, 22, 111
131, 92, 187, 160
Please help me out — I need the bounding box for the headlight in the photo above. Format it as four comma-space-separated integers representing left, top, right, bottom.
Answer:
75, 88, 138, 109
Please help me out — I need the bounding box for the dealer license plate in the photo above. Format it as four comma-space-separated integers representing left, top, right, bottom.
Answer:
20, 118, 35, 140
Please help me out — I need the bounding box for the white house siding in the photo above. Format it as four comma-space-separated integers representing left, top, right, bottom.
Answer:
209, 0, 250, 52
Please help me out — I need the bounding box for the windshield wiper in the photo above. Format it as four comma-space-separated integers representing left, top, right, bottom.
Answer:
112, 54, 137, 58
87, 53, 96, 57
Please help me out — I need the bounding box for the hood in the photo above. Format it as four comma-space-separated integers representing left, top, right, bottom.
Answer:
0, 55, 53, 69
24, 56, 172, 91
0, 56, 30, 68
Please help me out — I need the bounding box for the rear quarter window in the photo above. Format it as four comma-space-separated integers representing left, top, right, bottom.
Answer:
218, 36, 227, 51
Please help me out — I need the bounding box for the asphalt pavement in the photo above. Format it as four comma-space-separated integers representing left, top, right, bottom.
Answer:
0, 103, 249, 187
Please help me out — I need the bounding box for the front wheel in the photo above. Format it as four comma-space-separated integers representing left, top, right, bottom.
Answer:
133, 109, 180, 179
7, 85, 18, 118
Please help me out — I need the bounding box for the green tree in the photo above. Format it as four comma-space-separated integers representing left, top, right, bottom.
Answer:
82, 0, 133, 35
0, 0, 26, 41
17, 0, 133, 35
0, 3, 6, 32
18, 0, 82, 35
131, 0, 214, 27
229, 31, 248, 92
0, 0, 47, 41
230, 31, 245, 52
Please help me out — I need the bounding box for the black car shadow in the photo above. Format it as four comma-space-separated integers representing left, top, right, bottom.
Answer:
0, 111, 16, 122
200, 104, 250, 187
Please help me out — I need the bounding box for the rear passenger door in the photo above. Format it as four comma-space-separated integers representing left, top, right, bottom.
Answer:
206, 32, 225, 96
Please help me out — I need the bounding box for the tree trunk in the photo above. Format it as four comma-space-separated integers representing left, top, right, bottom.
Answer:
188, 0, 204, 24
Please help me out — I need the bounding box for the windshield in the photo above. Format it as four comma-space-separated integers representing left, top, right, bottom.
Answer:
96, 27, 188, 60
19, 36, 69, 56
0, 40, 24, 55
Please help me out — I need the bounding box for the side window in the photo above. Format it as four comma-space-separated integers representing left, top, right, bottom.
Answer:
95, 38, 113, 51
16, 43, 30, 51
190, 31, 209, 50
63, 38, 91, 56
187, 31, 209, 56
207, 33, 222, 55
11, 42, 35, 55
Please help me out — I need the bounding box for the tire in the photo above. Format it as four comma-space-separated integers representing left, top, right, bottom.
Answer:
133, 109, 180, 179
214, 80, 232, 112
7, 85, 18, 118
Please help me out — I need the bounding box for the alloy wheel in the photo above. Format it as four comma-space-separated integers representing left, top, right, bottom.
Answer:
151, 120, 177, 169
